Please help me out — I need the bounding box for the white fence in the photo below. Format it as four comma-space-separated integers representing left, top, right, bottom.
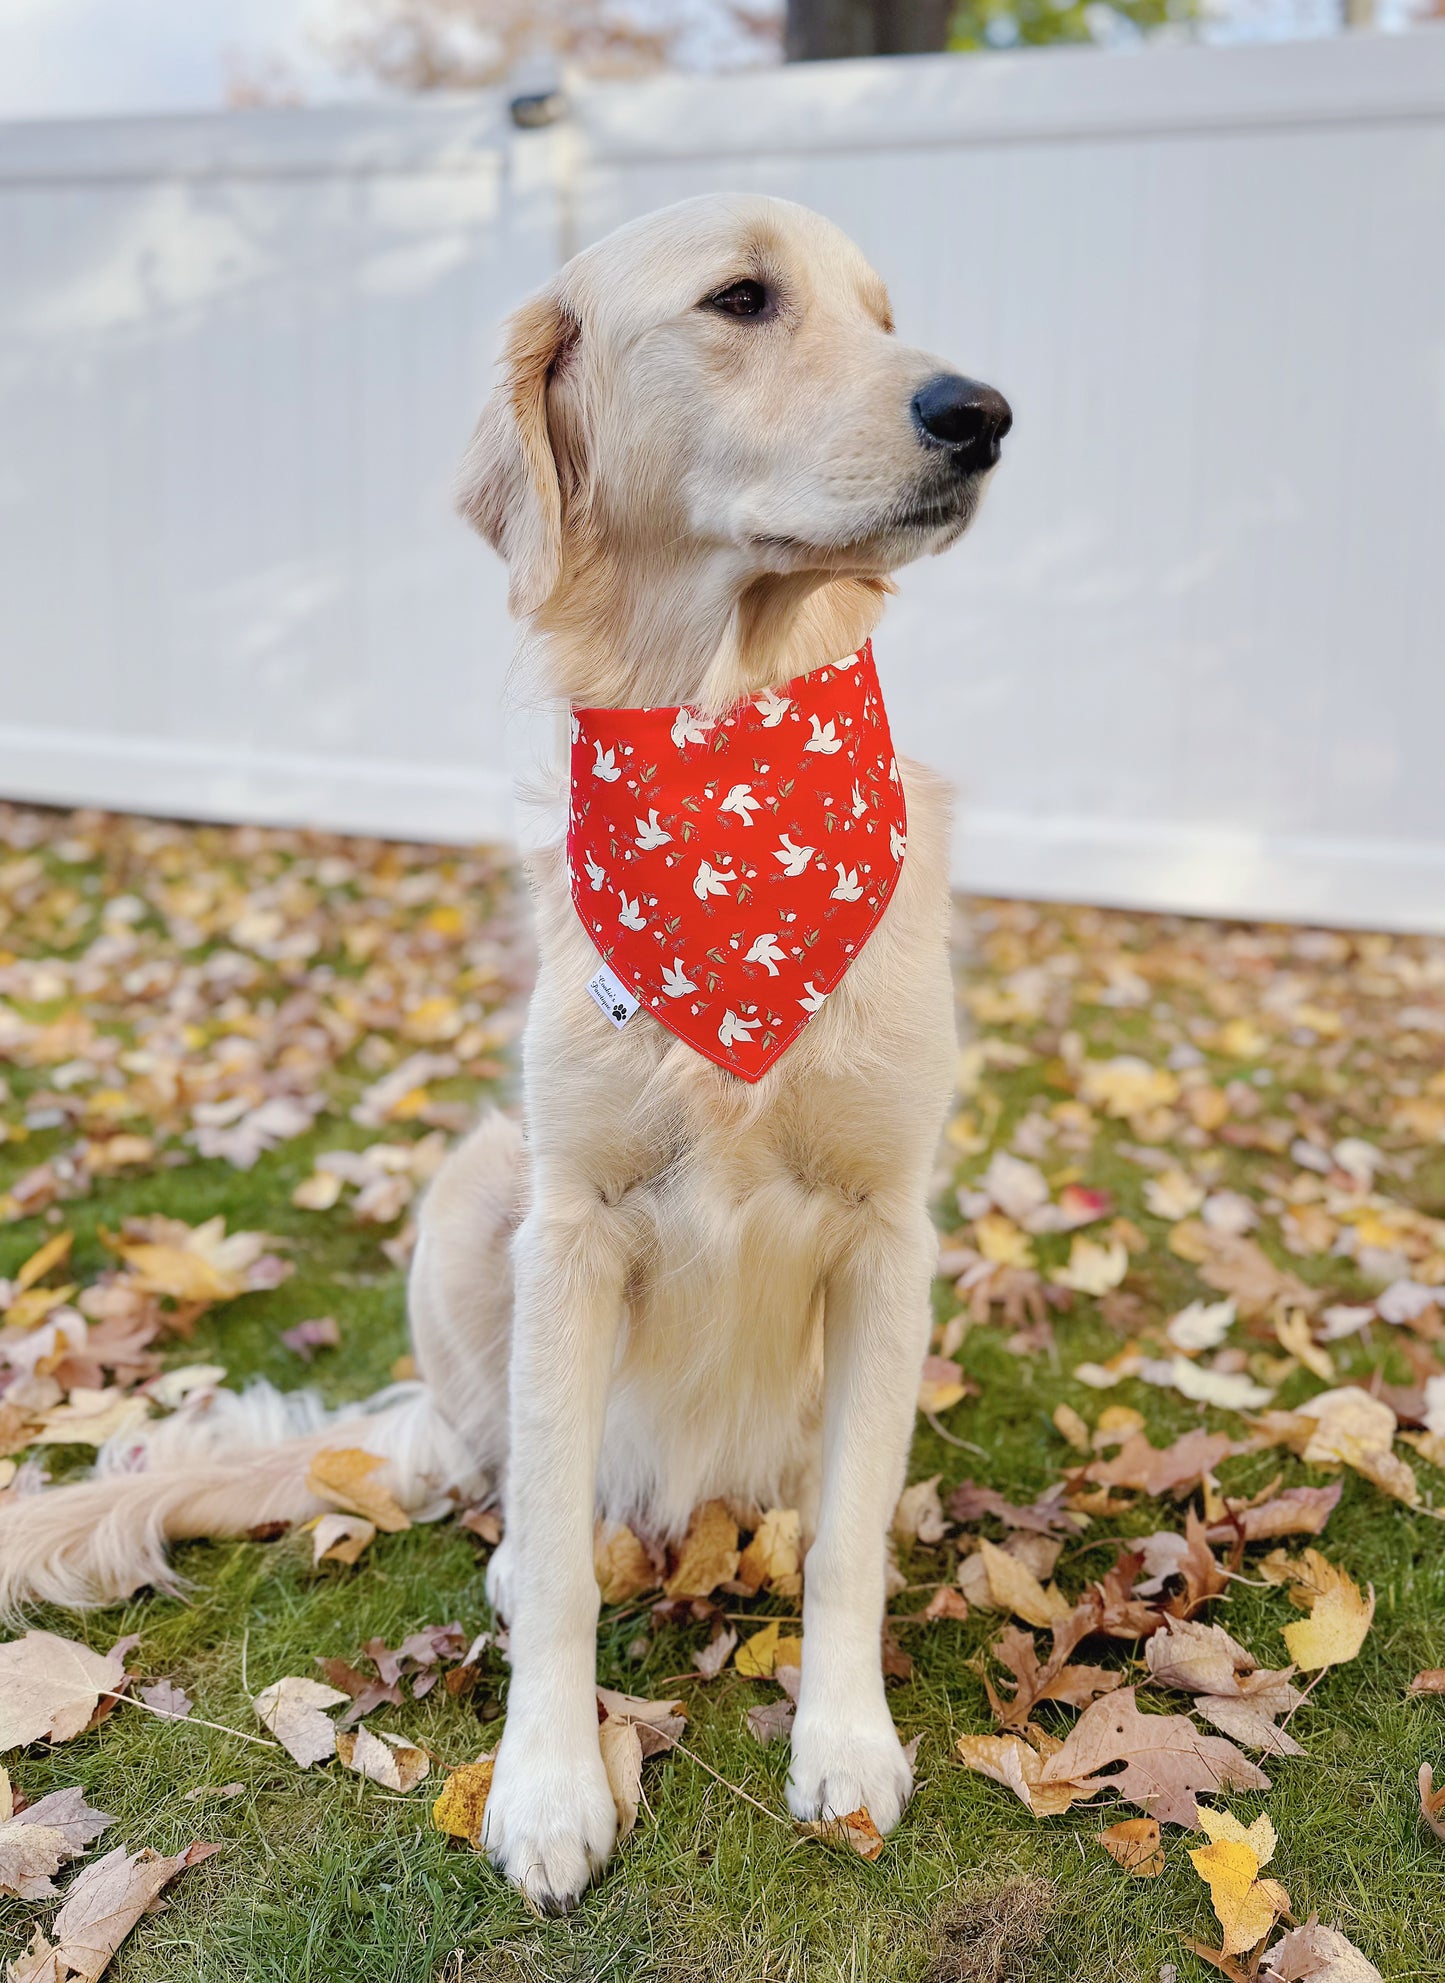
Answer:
2, 31, 1444, 929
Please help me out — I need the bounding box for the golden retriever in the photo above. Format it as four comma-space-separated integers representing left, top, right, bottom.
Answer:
0, 193, 1010, 1912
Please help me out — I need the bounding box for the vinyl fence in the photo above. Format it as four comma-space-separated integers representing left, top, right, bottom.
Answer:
2, 29, 1443, 929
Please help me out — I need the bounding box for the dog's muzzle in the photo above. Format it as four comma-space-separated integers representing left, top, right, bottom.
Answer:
911, 374, 1012, 477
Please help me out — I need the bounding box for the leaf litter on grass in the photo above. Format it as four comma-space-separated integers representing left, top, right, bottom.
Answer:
4, 814, 1445, 1975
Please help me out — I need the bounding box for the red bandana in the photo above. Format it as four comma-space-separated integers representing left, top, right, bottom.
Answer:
567, 641, 906, 1081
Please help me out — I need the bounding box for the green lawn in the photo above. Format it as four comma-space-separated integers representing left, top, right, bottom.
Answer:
1, 811, 1443, 1982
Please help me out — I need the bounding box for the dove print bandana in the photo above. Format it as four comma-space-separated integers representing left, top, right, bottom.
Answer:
567, 641, 906, 1081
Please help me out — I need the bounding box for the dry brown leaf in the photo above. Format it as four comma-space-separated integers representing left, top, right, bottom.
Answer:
795, 1805, 885, 1860
985, 1621, 1122, 1728
0, 1779, 113, 1901
8, 1840, 219, 1982
305, 1449, 411, 1534
663, 1500, 739, 1600
311, 1512, 377, 1567
737, 1508, 802, 1594
1408, 1670, 1445, 1697
1206, 1482, 1342, 1544
14, 1232, 75, 1293
598, 1715, 644, 1840
0, 1634, 127, 1752
918, 1355, 970, 1413
893, 1477, 947, 1546
252, 1676, 348, 1768
1419, 1761, 1445, 1843
1038, 1687, 1269, 1826
431, 1756, 495, 1842
1099, 1816, 1164, 1877
955, 1728, 1081, 1818
594, 1520, 656, 1604
1261, 1919, 1384, 1981
335, 1727, 429, 1792
1087, 1429, 1235, 1499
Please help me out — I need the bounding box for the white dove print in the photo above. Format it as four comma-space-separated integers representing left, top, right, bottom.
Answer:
851, 782, 869, 820
773, 834, 815, 877
806, 716, 842, 754
569, 713, 581, 744
717, 1010, 759, 1049
754, 687, 791, 727
831, 864, 864, 902
799, 983, 828, 1014
718, 783, 761, 825
890, 824, 907, 861
617, 891, 646, 931
693, 860, 736, 901
592, 741, 621, 781
634, 809, 672, 850
584, 853, 607, 892
661, 958, 697, 998
671, 708, 708, 749
744, 933, 786, 976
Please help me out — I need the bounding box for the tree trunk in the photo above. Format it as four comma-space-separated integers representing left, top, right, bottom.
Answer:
786, 0, 953, 60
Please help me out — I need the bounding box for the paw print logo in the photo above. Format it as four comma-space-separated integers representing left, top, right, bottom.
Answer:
611, 1002, 629, 1023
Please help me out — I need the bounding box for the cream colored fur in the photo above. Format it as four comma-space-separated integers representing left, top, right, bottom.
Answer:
0, 194, 1006, 1914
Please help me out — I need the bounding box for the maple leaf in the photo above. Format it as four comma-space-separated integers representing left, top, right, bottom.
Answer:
594, 1519, 657, 1604
1261, 1919, 1385, 1981
1037, 1687, 1270, 1826
0, 1634, 128, 1752
1086, 1429, 1236, 1499
335, 1727, 429, 1792
734, 1619, 804, 1678
796, 1806, 885, 1860
0, 1774, 113, 1901
737, 1508, 802, 1593
1270, 1554, 1375, 1673
431, 1756, 496, 1842
8, 1839, 219, 1982
1206, 1482, 1343, 1546
1190, 1832, 1290, 1956
985, 1621, 1123, 1729
946, 1479, 1085, 1536
955, 1727, 1080, 1818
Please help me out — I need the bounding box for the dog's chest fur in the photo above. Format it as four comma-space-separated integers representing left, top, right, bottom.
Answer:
520, 756, 957, 1535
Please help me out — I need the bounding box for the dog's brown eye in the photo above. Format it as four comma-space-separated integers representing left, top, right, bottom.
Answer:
706, 280, 768, 319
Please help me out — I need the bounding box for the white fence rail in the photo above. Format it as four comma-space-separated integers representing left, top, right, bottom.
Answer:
2, 32, 1444, 929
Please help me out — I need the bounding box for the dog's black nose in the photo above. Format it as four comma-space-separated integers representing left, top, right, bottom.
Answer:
911, 374, 1012, 472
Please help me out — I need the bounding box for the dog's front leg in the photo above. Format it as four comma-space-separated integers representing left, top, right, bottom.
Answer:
788, 1205, 935, 1835
480, 1191, 627, 1911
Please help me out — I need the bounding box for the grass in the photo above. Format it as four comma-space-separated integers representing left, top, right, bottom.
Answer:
2, 815, 1444, 1982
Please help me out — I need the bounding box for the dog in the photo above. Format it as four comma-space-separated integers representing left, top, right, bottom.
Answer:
0, 193, 1010, 1911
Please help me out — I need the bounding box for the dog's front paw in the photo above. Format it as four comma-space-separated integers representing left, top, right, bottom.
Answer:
481, 1731, 618, 1912
786, 1708, 913, 1835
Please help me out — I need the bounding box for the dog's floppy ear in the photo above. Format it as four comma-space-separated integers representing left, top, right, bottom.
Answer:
456, 293, 577, 619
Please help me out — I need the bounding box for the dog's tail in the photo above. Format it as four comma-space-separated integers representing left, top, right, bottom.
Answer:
0, 1377, 488, 1618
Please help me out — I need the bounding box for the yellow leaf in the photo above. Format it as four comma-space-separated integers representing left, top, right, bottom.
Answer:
305, 1448, 412, 1533
734, 1620, 804, 1678
3, 1284, 77, 1331
431, 1757, 495, 1841
1052, 1403, 1091, 1453
975, 1213, 1034, 1269
1283, 1580, 1375, 1671
1100, 1817, 1164, 1877
737, 1508, 802, 1594
1197, 1807, 1276, 1866
663, 1500, 739, 1600
15, 1231, 73, 1291
978, 1538, 1073, 1629
1216, 1018, 1269, 1061
1079, 1057, 1179, 1118
1188, 1837, 1290, 1955
918, 1355, 969, 1414
109, 1240, 241, 1304
312, 1512, 377, 1566
955, 1730, 1080, 1818
1054, 1237, 1129, 1297
1274, 1310, 1334, 1383
292, 1172, 343, 1211
594, 1521, 656, 1604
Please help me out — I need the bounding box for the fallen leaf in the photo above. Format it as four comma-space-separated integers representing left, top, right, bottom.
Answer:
335, 1727, 429, 1792
305, 1449, 411, 1533
594, 1520, 656, 1604
280, 1317, 340, 1360
737, 1508, 802, 1593
955, 1728, 1080, 1818
0, 1634, 127, 1751
1261, 1919, 1384, 1981
8, 1839, 219, 1981
431, 1757, 495, 1842
252, 1676, 348, 1767
894, 1476, 947, 1546
1054, 1237, 1129, 1297
598, 1715, 644, 1839
0, 1782, 113, 1901
311, 1511, 377, 1567
1277, 1557, 1375, 1673
977, 1538, 1073, 1629
136, 1680, 191, 1721
663, 1500, 739, 1599
1099, 1816, 1164, 1876
1190, 1835, 1291, 1954
795, 1806, 885, 1860
1038, 1688, 1269, 1826
734, 1620, 804, 1679
1418, 1761, 1445, 1843
1408, 1670, 1445, 1697
1088, 1429, 1235, 1499
918, 1355, 971, 1413
1206, 1483, 1343, 1545
746, 1697, 795, 1745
